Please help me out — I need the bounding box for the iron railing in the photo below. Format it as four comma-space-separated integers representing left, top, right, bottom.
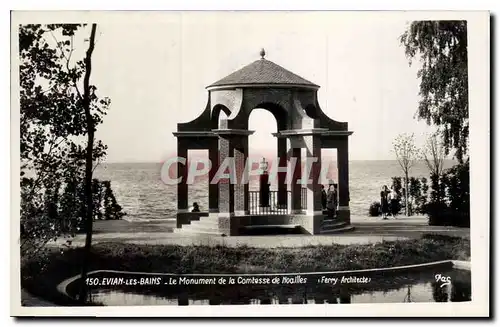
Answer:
248, 189, 307, 215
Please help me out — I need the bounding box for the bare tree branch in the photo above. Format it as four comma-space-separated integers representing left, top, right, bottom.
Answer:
392, 133, 421, 216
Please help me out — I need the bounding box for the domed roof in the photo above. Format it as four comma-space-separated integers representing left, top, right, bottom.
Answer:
207, 50, 319, 90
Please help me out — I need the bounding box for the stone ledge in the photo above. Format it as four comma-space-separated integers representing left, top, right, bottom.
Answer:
56, 260, 460, 301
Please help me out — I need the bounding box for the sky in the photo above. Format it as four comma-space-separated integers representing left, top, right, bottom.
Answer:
73, 12, 438, 162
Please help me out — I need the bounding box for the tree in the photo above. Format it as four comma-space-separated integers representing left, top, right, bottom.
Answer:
19, 24, 110, 302
392, 133, 420, 216
422, 132, 446, 178
400, 21, 468, 163
78, 23, 98, 304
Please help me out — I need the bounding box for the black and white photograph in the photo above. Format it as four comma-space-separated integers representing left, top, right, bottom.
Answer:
10, 10, 490, 317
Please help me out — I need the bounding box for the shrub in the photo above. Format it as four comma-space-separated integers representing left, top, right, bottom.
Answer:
424, 161, 470, 227
368, 201, 381, 217
389, 176, 431, 215
390, 199, 402, 215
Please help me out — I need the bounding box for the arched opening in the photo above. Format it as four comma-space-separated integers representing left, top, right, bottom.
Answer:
186, 149, 209, 213
248, 108, 277, 191
320, 148, 338, 186
247, 104, 290, 216
211, 104, 231, 130
185, 105, 230, 213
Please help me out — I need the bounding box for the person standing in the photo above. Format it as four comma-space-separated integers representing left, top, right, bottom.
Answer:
380, 185, 390, 219
326, 182, 336, 218
389, 186, 399, 218
333, 183, 339, 218
321, 185, 327, 210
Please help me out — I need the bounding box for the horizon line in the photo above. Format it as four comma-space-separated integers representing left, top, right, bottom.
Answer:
101, 158, 458, 164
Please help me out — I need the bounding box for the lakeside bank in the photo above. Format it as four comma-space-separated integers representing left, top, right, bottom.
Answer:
22, 234, 470, 305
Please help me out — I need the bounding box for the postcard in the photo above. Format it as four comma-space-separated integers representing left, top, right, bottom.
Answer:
10, 10, 490, 317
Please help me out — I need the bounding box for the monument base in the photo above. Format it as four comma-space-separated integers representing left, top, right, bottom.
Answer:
336, 207, 351, 225
176, 211, 208, 228
175, 210, 352, 236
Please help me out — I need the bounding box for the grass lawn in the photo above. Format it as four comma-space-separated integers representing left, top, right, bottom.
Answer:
21, 234, 469, 305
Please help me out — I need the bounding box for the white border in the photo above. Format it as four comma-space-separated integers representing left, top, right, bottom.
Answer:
6, 7, 491, 319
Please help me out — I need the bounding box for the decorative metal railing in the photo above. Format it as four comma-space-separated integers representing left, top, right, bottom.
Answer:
248, 188, 307, 215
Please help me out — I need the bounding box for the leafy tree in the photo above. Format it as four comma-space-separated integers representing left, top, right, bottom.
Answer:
19, 23, 110, 302
419, 177, 429, 213
392, 133, 421, 215
400, 21, 468, 162
102, 181, 126, 220
424, 161, 469, 227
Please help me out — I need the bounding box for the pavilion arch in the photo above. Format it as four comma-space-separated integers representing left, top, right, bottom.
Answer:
173, 49, 353, 236
210, 104, 231, 130
303, 103, 319, 119
249, 102, 289, 132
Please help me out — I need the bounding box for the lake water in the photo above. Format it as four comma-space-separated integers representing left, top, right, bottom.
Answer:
85, 268, 470, 305
94, 160, 456, 221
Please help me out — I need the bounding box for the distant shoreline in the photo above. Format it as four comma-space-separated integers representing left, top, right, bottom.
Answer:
100, 159, 459, 165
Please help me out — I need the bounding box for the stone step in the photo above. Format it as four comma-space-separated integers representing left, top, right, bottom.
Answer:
172, 228, 224, 236
190, 218, 219, 228
321, 220, 347, 228
320, 225, 355, 234
176, 224, 221, 234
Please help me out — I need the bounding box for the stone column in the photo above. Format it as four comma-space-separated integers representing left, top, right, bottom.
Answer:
208, 139, 219, 214
276, 137, 288, 208
233, 136, 248, 216
215, 131, 251, 236
243, 136, 250, 214
290, 147, 302, 213
337, 140, 350, 224
304, 135, 323, 216
176, 138, 189, 228
177, 139, 189, 212
218, 136, 235, 217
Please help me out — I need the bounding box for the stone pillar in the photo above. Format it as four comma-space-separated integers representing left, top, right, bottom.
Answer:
337, 140, 350, 224
208, 139, 219, 214
243, 137, 250, 214
276, 137, 288, 208
290, 147, 302, 213
304, 135, 323, 216
218, 136, 235, 217
216, 132, 250, 236
177, 139, 188, 212
176, 138, 189, 228
233, 136, 248, 215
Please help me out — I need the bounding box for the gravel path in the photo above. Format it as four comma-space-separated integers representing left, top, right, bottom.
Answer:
47, 215, 469, 249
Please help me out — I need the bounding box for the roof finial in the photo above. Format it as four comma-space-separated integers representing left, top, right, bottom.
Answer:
260, 48, 266, 59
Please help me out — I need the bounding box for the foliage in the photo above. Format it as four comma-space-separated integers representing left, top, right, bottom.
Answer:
414, 177, 429, 213
101, 181, 126, 220
408, 177, 426, 215
400, 21, 468, 162
386, 176, 429, 216
368, 201, 381, 217
20, 178, 126, 257
19, 24, 112, 259
424, 161, 470, 227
